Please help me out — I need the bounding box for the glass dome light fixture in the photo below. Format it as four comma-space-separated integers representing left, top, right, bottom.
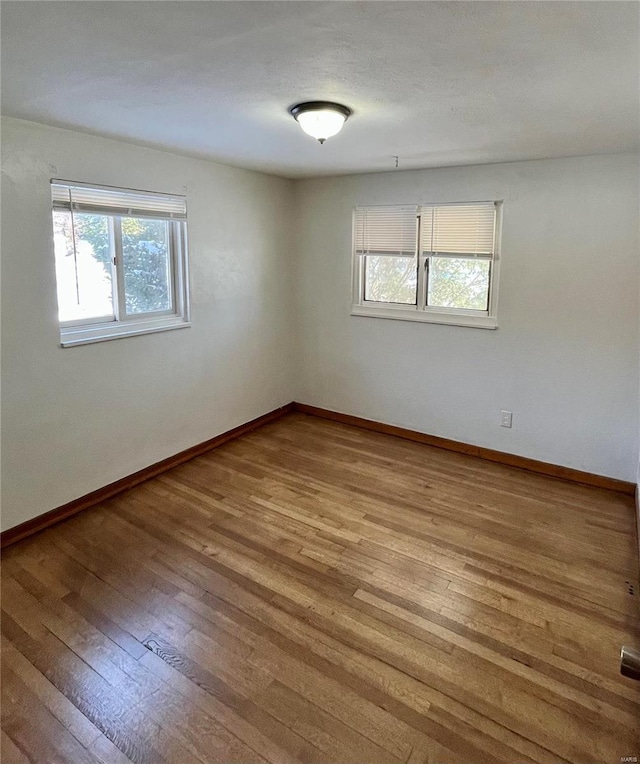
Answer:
289, 101, 352, 144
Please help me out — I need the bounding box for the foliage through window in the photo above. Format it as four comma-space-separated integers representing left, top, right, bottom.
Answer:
51, 181, 190, 346
352, 202, 501, 328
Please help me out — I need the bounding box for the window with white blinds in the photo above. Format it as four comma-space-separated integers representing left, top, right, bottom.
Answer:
352, 201, 501, 329
51, 181, 187, 221
421, 203, 496, 258
50, 180, 190, 347
354, 206, 418, 256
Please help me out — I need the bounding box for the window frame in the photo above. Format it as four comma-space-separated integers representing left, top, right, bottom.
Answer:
51, 180, 191, 347
351, 201, 502, 329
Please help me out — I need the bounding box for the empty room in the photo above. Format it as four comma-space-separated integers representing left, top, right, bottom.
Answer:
1, 1, 639, 762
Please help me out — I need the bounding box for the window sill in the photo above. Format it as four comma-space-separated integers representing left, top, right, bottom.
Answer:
350, 305, 497, 329
60, 316, 191, 347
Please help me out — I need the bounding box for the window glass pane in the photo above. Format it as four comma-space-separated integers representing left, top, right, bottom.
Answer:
427, 257, 490, 311
53, 211, 114, 322
121, 218, 172, 314
364, 255, 417, 304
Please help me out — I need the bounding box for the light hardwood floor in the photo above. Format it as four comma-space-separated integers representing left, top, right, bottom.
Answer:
2, 413, 639, 764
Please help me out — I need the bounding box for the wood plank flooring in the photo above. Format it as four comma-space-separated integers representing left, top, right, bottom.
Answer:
2, 412, 639, 764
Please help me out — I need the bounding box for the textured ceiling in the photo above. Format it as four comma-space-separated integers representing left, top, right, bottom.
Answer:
1, 1, 638, 178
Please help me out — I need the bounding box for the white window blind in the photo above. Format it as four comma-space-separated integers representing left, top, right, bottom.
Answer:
51, 181, 187, 221
421, 202, 496, 258
354, 206, 418, 256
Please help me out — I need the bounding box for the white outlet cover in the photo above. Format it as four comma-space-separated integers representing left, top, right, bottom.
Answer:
500, 410, 513, 428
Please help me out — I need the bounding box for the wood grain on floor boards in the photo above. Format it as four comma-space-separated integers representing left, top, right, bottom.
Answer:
2, 412, 639, 763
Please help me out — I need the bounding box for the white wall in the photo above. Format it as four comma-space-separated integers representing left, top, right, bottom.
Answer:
1, 117, 295, 532
2, 121, 637, 534
637, 183, 640, 556
294, 154, 639, 481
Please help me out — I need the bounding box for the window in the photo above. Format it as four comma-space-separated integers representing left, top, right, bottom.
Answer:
351, 201, 501, 328
51, 181, 190, 346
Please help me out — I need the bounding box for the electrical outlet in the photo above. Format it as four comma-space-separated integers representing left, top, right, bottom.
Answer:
500, 410, 513, 428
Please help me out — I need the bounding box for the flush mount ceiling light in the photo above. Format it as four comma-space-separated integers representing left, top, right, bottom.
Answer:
289, 101, 352, 144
